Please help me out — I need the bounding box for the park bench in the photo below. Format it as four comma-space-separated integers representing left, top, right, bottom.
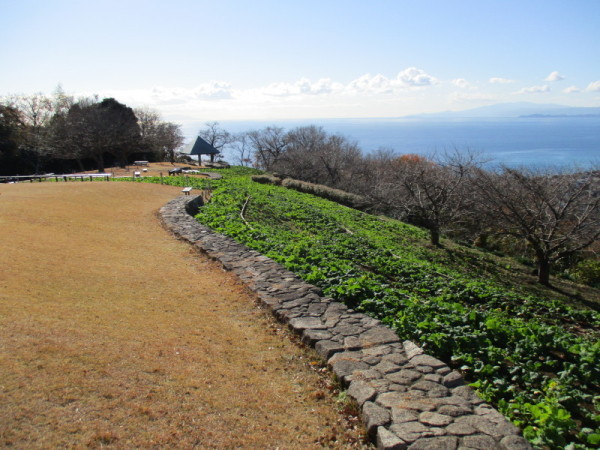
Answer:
182, 187, 192, 195
133, 160, 149, 166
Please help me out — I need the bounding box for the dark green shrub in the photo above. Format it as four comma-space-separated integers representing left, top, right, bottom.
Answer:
570, 259, 600, 287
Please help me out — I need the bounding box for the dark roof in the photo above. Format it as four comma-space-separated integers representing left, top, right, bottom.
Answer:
180, 136, 220, 156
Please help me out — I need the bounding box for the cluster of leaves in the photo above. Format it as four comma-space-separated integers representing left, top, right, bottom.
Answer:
142, 170, 598, 448
569, 259, 600, 288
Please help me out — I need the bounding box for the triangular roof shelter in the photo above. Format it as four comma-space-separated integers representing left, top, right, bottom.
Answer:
180, 136, 220, 162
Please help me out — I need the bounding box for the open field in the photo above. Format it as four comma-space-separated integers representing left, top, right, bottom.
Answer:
0, 182, 366, 448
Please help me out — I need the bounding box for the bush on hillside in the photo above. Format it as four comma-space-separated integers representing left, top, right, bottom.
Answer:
251, 174, 282, 185
570, 259, 600, 287
280, 178, 373, 211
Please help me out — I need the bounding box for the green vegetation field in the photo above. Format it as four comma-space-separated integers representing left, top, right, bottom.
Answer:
125, 169, 599, 449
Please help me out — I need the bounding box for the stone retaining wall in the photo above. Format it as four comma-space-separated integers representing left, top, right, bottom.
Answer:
159, 195, 531, 450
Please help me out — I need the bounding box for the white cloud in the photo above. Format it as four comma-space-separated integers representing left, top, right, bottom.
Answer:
347, 73, 393, 94
191, 82, 233, 100
515, 85, 551, 94
111, 69, 440, 114
396, 67, 438, 87
545, 71, 565, 82
345, 68, 438, 94
258, 82, 295, 97
452, 78, 473, 89
258, 78, 343, 97
81, 67, 598, 123
586, 80, 600, 92
308, 78, 343, 95
489, 77, 515, 84
149, 82, 234, 103
248, 70, 439, 98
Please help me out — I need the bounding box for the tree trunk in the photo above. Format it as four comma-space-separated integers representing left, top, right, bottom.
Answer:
537, 257, 551, 286
95, 153, 105, 173
34, 152, 43, 175
430, 229, 441, 247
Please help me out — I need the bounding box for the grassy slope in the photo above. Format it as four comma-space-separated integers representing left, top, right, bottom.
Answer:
144, 169, 599, 448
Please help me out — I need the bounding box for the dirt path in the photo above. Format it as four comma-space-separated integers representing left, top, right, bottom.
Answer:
0, 183, 365, 448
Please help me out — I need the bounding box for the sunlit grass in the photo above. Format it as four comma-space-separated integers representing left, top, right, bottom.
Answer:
0, 182, 367, 448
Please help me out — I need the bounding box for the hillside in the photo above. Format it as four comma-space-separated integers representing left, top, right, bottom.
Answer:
126, 168, 599, 448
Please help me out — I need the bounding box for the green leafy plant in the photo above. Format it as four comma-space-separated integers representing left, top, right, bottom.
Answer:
137, 170, 600, 448
570, 259, 600, 288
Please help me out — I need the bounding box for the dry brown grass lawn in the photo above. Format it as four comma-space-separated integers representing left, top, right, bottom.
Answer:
0, 182, 367, 448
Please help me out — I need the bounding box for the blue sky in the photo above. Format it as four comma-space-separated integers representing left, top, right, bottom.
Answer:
1, 0, 599, 123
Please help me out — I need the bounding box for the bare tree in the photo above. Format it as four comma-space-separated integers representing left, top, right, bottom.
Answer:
135, 107, 183, 162
352, 148, 398, 197
50, 85, 74, 117
44, 88, 77, 167
0, 104, 24, 174
274, 125, 362, 189
197, 121, 232, 162
247, 126, 288, 170
474, 166, 600, 285
230, 132, 254, 166
320, 134, 363, 190
156, 122, 184, 163
2, 88, 74, 173
274, 125, 327, 181
6, 93, 54, 173
135, 107, 161, 151
369, 150, 482, 246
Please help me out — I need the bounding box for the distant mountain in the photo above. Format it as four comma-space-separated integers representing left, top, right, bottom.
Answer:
407, 102, 600, 119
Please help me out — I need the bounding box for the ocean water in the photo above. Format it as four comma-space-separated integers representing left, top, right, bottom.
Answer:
214, 117, 600, 167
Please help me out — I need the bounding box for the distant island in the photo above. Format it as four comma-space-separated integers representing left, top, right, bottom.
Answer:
406, 102, 600, 120
520, 113, 600, 118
